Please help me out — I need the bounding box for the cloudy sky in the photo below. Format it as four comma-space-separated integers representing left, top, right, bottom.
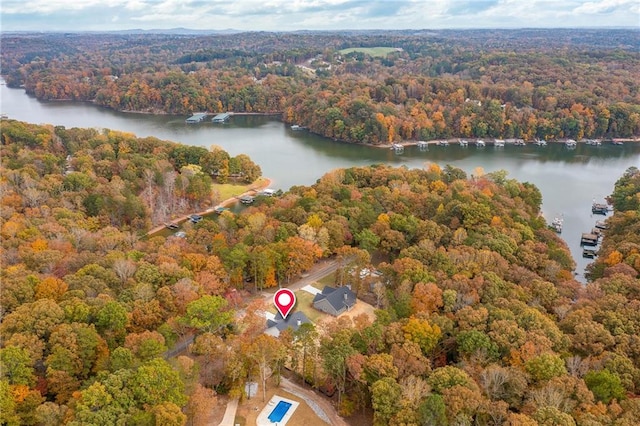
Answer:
1, 0, 638, 32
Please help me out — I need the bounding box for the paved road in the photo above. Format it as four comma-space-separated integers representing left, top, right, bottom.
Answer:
259, 257, 343, 300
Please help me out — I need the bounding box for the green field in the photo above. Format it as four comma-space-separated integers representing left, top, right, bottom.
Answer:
212, 177, 267, 201
339, 47, 398, 57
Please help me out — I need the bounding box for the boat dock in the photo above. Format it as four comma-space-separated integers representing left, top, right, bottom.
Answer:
583, 248, 597, 258
186, 113, 207, 123
592, 202, 609, 215
580, 233, 599, 246
239, 195, 254, 204
417, 141, 429, 150
391, 143, 404, 153
212, 112, 231, 123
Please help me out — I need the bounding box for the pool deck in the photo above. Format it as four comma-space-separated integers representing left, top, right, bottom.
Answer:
256, 395, 299, 426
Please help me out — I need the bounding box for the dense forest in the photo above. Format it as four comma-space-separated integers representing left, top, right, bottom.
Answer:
1, 121, 639, 425
1, 29, 639, 144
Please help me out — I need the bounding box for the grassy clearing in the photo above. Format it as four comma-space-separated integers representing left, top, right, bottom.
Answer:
294, 290, 326, 323
339, 47, 397, 57
212, 177, 267, 201
212, 182, 250, 201
317, 271, 337, 287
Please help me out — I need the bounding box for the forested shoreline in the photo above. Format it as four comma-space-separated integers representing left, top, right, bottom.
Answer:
2, 121, 640, 424
2, 29, 639, 144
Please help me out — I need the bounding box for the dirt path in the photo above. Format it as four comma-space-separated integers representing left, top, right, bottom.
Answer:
280, 377, 349, 426
146, 177, 272, 237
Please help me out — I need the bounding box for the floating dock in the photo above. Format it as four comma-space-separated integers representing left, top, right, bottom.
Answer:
550, 217, 563, 233
391, 143, 404, 153
580, 233, 599, 246
240, 195, 254, 204
583, 248, 597, 258
212, 112, 231, 123
592, 202, 609, 215
186, 113, 207, 123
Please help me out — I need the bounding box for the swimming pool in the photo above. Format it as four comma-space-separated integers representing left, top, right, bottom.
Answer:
268, 400, 292, 423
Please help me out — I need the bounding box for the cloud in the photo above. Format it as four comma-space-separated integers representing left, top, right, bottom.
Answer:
1, 0, 638, 31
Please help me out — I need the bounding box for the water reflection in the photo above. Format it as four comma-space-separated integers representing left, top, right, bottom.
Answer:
2, 81, 640, 282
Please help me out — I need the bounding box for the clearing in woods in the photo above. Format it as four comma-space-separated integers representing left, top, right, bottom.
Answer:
339, 47, 398, 57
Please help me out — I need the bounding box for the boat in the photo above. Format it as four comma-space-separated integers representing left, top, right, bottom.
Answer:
437, 140, 449, 146
494, 139, 505, 147
565, 139, 577, 148
550, 216, 563, 233
164, 222, 179, 230
585, 139, 601, 146
594, 220, 608, 230
514, 139, 526, 146
290, 124, 303, 130
459, 139, 468, 147
214, 206, 230, 214
534, 139, 547, 146
582, 248, 597, 258
612, 140, 624, 146
592, 202, 609, 215
476, 140, 485, 147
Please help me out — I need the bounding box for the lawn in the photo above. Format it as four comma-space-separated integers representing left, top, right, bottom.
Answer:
294, 290, 325, 323
339, 46, 398, 57
212, 177, 268, 201
317, 271, 336, 287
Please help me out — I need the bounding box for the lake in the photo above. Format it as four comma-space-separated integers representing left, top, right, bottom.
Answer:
2, 81, 639, 281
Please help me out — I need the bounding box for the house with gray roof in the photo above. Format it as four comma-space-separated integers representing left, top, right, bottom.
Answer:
312, 286, 356, 316
265, 311, 311, 337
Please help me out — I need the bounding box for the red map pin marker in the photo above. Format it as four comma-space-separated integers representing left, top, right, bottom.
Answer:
274, 288, 296, 319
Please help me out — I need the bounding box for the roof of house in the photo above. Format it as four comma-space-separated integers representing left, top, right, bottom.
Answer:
312, 286, 356, 312
265, 311, 311, 334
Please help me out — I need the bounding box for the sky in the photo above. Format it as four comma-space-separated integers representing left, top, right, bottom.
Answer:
1, 0, 639, 32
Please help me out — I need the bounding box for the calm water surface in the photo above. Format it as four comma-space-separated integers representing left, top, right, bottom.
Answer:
2, 82, 639, 281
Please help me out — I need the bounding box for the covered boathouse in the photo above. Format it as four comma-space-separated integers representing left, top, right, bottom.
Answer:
212, 112, 231, 123
185, 112, 207, 123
